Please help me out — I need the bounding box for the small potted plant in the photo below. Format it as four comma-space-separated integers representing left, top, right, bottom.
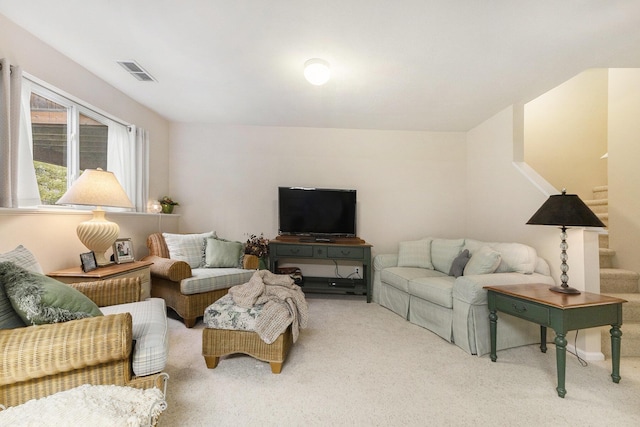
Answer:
159, 196, 179, 214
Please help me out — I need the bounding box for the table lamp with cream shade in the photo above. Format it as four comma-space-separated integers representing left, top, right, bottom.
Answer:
56, 168, 134, 266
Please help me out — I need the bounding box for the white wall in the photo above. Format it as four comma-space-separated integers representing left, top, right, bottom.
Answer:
608, 69, 640, 274
0, 13, 171, 202
169, 124, 467, 257
0, 210, 179, 273
1, 13, 176, 270
524, 69, 608, 200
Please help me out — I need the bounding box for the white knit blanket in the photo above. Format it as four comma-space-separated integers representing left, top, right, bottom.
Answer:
229, 270, 309, 344
0, 384, 166, 427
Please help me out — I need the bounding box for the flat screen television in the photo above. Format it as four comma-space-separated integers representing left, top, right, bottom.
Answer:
278, 187, 357, 239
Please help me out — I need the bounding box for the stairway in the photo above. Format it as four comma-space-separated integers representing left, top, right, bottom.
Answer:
584, 185, 640, 357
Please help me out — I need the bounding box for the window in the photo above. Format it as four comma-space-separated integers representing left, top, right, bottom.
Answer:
21, 77, 147, 211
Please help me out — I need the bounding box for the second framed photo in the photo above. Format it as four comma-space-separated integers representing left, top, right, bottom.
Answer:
80, 251, 98, 272
113, 238, 135, 264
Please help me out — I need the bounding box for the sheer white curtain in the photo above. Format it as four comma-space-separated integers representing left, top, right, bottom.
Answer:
133, 126, 149, 213
107, 123, 149, 212
18, 79, 42, 206
0, 59, 40, 207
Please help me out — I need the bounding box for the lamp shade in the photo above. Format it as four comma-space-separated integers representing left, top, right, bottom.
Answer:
526, 190, 605, 228
57, 169, 133, 266
526, 189, 604, 295
57, 168, 133, 208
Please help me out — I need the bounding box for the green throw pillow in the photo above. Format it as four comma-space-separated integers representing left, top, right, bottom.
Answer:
0, 262, 103, 325
204, 238, 243, 268
0, 277, 26, 330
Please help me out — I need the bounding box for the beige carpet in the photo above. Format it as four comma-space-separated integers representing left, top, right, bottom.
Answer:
159, 294, 640, 426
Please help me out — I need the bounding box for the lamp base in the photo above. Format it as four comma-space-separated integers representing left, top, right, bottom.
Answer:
76, 208, 120, 266
549, 285, 581, 295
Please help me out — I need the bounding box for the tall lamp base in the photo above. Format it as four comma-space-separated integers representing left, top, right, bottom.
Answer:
550, 285, 581, 295
76, 208, 119, 266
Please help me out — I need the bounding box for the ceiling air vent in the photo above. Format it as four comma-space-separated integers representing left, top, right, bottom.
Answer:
117, 60, 157, 82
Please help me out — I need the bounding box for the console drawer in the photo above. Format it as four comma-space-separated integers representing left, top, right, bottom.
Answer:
327, 246, 365, 259
494, 294, 550, 325
275, 244, 313, 257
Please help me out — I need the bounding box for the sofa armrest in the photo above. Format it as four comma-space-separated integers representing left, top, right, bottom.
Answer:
70, 277, 142, 306
0, 313, 133, 386
373, 254, 398, 271
142, 255, 191, 282
243, 254, 259, 270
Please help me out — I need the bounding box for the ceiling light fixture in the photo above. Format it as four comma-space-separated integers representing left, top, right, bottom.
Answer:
304, 58, 331, 85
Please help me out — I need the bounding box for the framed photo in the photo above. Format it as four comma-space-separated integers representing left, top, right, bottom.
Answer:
113, 238, 135, 264
80, 251, 98, 272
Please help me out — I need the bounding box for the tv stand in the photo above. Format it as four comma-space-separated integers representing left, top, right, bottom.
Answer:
299, 237, 334, 243
269, 236, 372, 302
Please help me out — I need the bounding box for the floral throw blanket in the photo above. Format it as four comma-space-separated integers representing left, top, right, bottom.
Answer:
229, 270, 309, 344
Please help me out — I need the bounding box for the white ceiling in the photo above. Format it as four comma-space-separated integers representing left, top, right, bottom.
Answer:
2, 0, 640, 131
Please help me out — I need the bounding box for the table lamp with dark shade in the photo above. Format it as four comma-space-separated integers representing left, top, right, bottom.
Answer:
57, 168, 134, 266
526, 189, 606, 294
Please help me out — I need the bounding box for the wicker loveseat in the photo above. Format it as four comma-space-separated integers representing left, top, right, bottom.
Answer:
0, 276, 168, 408
142, 232, 258, 327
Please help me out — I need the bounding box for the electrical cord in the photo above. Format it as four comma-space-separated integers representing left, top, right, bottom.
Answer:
332, 260, 361, 279
566, 330, 588, 367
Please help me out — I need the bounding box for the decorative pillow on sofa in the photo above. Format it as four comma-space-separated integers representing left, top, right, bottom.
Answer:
492, 242, 537, 274
0, 277, 26, 330
204, 237, 244, 268
163, 231, 215, 268
431, 238, 465, 274
397, 239, 433, 269
0, 262, 103, 325
463, 246, 502, 276
448, 249, 470, 278
0, 245, 43, 274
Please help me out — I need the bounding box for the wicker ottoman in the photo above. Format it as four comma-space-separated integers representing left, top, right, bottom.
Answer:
202, 295, 293, 374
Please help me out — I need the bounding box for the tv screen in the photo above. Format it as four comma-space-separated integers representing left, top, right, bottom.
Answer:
278, 187, 357, 238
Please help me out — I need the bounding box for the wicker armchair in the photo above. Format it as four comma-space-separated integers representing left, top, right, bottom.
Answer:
0, 277, 168, 408
143, 233, 258, 328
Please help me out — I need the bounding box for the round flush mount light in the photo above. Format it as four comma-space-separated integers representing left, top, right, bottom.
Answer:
304, 58, 331, 85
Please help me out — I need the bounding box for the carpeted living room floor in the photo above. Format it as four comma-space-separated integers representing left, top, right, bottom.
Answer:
158, 294, 640, 426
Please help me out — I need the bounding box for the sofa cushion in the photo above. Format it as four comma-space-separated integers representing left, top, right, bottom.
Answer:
448, 249, 470, 278
464, 246, 501, 275
397, 239, 433, 269
0, 262, 103, 325
381, 267, 446, 293
163, 231, 215, 268
492, 242, 537, 274
431, 238, 465, 274
204, 237, 243, 268
464, 239, 537, 274
180, 268, 256, 295
101, 298, 168, 377
203, 293, 263, 331
0, 245, 43, 274
408, 276, 455, 308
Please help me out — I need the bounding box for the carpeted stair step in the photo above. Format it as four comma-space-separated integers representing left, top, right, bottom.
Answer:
585, 198, 608, 214
593, 185, 608, 200
601, 323, 640, 358
599, 248, 616, 268
600, 268, 640, 293
599, 233, 609, 249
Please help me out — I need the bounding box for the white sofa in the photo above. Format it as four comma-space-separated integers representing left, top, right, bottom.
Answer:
373, 237, 555, 356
